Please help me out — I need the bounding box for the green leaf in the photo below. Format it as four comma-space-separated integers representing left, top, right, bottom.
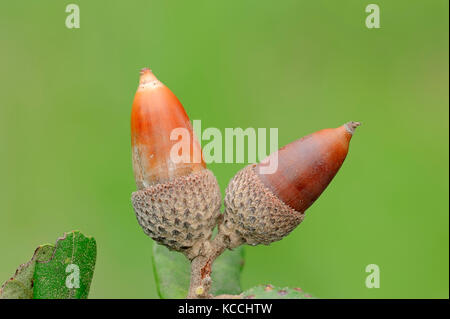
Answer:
151, 243, 190, 299
33, 231, 97, 299
152, 242, 245, 298
1, 231, 97, 299
210, 246, 244, 296
242, 284, 316, 299
0, 245, 54, 299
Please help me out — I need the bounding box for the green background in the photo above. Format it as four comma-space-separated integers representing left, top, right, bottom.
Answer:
0, 0, 448, 298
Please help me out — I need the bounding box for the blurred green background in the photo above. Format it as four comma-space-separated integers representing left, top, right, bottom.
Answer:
0, 0, 448, 298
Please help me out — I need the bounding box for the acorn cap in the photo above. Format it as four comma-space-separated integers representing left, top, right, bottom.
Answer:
221, 164, 303, 248
132, 169, 221, 258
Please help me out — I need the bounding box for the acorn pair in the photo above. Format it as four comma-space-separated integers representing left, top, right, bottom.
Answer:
130, 68, 359, 259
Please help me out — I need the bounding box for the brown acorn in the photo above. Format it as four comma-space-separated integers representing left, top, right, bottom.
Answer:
130, 68, 221, 258
220, 122, 360, 248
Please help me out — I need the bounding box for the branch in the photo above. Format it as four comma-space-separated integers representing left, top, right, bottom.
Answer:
187, 232, 228, 298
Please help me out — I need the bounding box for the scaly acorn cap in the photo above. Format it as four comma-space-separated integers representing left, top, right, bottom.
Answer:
130, 68, 221, 258
220, 122, 360, 248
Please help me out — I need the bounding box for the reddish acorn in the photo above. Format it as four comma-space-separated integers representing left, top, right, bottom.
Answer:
130, 68, 221, 258
131, 68, 205, 189
220, 122, 360, 248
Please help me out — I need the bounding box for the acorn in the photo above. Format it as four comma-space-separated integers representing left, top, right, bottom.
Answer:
220, 122, 360, 248
130, 68, 221, 259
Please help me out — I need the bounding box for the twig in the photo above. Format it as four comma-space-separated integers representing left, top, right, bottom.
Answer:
187, 232, 228, 299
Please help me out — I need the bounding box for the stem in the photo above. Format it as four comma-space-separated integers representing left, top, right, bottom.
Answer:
187, 232, 228, 299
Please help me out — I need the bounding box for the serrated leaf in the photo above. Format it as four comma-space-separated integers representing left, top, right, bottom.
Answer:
242, 284, 316, 299
32, 231, 96, 299
0, 245, 54, 299
152, 242, 245, 298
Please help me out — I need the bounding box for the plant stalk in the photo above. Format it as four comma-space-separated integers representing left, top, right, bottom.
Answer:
187, 232, 228, 298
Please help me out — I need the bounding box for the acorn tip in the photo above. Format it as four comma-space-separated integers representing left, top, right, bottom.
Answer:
140, 67, 152, 75
344, 121, 361, 134
139, 67, 158, 85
